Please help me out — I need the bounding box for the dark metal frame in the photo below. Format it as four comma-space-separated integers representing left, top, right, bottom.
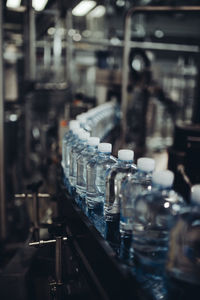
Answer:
0, 0, 6, 240
24, 0, 36, 81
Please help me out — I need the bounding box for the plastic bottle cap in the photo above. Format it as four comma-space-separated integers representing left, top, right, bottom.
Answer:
118, 149, 134, 161
152, 170, 174, 188
78, 131, 90, 140
191, 185, 200, 204
73, 128, 81, 135
69, 120, 80, 130
76, 115, 87, 123
98, 143, 112, 153
137, 157, 155, 172
88, 137, 100, 146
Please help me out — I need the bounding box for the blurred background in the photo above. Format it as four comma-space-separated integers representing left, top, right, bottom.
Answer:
1, 0, 200, 299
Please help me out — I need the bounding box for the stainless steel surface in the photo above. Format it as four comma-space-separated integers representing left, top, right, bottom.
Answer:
24, 0, 36, 81
0, 0, 6, 240
55, 237, 63, 284
121, 6, 200, 144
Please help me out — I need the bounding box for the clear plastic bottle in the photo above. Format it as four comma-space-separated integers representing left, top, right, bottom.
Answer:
86, 108, 99, 137
166, 184, 200, 300
76, 137, 100, 209
119, 157, 155, 262
62, 120, 79, 177
76, 113, 92, 134
104, 149, 137, 252
120, 157, 155, 235
86, 143, 117, 235
65, 127, 82, 194
132, 170, 185, 299
69, 130, 90, 189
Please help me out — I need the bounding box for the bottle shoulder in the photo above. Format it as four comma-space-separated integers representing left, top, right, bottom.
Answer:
122, 172, 151, 191
177, 204, 200, 219
79, 148, 97, 161
135, 188, 186, 210
96, 154, 116, 165
105, 164, 137, 184
109, 160, 136, 170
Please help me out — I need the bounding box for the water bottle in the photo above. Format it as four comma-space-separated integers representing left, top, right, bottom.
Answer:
76, 137, 100, 209
119, 157, 155, 263
64, 127, 80, 192
104, 149, 137, 253
86, 143, 117, 235
86, 108, 99, 137
132, 170, 185, 299
76, 113, 92, 134
166, 184, 200, 300
62, 120, 79, 177
63, 124, 80, 176
69, 129, 90, 190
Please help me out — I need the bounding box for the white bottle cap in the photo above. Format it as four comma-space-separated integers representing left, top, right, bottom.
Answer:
78, 131, 90, 141
73, 128, 81, 135
76, 114, 87, 123
98, 143, 112, 153
191, 185, 200, 204
152, 170, 174, 188
69, 120, 80, 130
137, 157, 155, 172
118, 149, 134, 161
88, 137, 100, 146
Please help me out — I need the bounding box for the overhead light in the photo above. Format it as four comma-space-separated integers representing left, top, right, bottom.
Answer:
6, 0, 21, 8
32, 0, 48, 11
72, 1, 96, 17
88, 5, 106, 18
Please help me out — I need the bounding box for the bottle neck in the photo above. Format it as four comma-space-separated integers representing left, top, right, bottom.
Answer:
117, 159, 133, 166
87, 145, 98, 152
138, 169, 153, 177
99, 152, 111, 157
72, 133, 78, 140
79, 139, 87, 146
152, 182, 172, 191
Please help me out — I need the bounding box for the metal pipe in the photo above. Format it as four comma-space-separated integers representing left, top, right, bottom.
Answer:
29, 239, 57, 246
121, 6, 200, 144
55, 237, 63, 284
24, 0, 36, 81
29, 237, 67, 247
66, 9, 75, 91
15, 193, 50, 198
0, 0, 6, 240
32, 193, 39, 230
73, 38, 200, 53
36, 38, 200, 53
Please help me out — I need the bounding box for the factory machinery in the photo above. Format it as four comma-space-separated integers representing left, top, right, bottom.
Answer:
1, 1, 200, 300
